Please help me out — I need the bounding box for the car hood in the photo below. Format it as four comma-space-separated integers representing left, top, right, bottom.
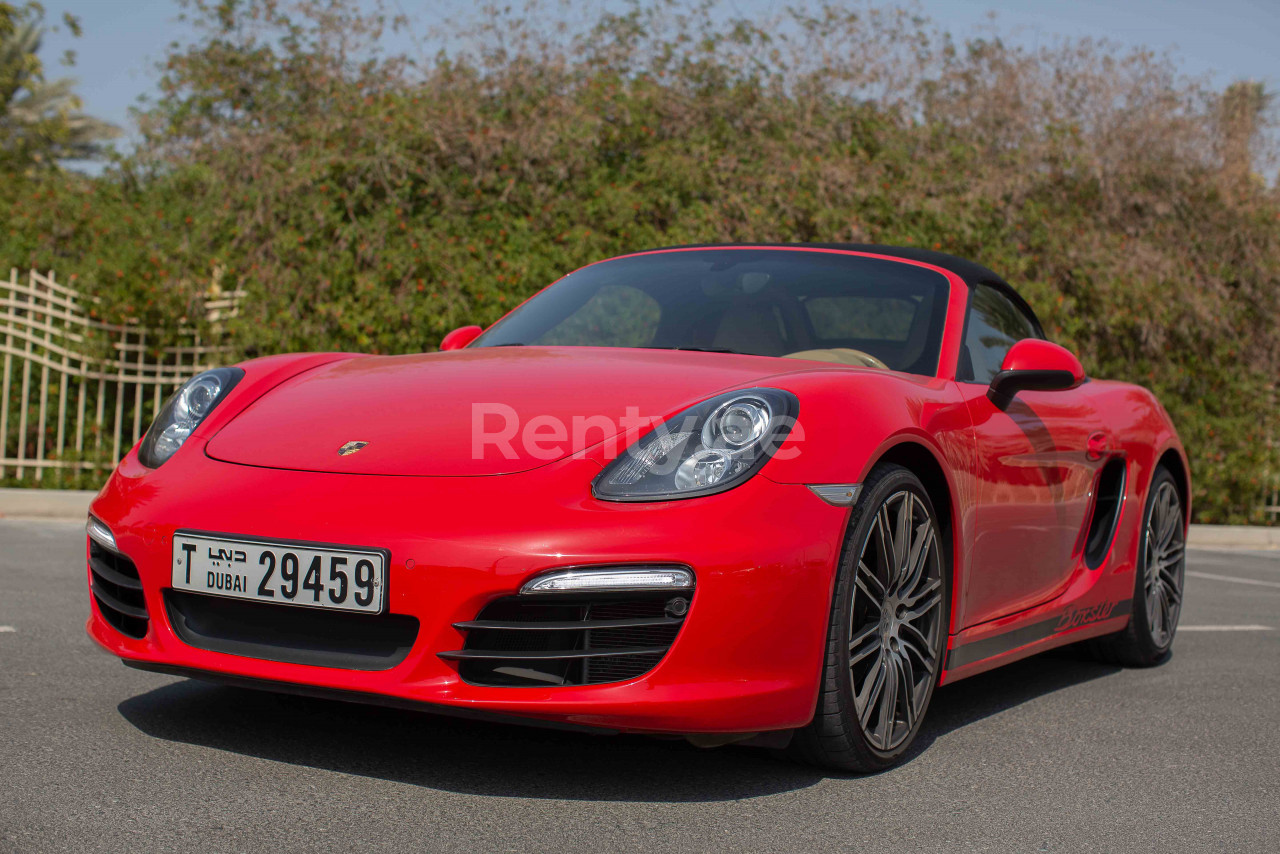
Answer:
205, 347, 811, 476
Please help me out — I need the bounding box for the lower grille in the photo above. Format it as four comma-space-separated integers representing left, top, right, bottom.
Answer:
164, 590, 419, 671
442, 591, 692, 687
89, 540, 149, 639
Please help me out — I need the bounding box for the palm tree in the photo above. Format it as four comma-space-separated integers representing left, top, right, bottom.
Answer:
0, 9, 120, 168
1216, 80, 1272, 193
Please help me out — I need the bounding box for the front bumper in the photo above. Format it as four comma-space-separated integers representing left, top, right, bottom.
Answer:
87, 450, 848, 734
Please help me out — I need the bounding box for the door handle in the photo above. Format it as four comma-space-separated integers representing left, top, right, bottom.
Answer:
1087, 431, 1111, 461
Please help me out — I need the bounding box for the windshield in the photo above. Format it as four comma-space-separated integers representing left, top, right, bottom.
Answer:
472, 249, 951, 376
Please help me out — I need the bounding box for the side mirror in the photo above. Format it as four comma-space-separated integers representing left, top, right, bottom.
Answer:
988, 339, 1085, 407
439, 325, 483, 351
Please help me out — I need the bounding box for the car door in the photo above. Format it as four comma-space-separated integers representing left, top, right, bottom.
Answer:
957, 283, 1105, 628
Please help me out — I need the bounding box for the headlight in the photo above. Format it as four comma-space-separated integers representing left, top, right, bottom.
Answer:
593, 387, 798, 501
137, 367, 243, 468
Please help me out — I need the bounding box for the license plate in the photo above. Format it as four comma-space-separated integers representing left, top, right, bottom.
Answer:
171, 532, 387, 614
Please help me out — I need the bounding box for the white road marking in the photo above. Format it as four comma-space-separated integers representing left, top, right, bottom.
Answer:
1178, 625, 1272, 632
1186, 570, 1280, 590
0, 626, 15, 633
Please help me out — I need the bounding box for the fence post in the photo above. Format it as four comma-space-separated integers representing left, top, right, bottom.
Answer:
16, 272, 33, 479
34, 271, 53, 482
94, 372, 106, 468
132, 328, 146, 446
0, 268, 15, 479
111, 325, 127, 468
55, 277, 72, 486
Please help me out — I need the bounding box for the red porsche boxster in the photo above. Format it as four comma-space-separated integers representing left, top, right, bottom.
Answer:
86, 245, 1189, 771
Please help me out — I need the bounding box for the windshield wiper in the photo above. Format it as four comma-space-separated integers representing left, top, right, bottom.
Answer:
486, 343, 742, 353
649, 346, 744, 355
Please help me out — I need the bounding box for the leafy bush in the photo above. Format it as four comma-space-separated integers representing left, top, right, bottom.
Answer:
1, 1, 1277, 522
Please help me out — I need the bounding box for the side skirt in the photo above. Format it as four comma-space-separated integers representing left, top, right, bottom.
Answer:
939, 599, 1131, 684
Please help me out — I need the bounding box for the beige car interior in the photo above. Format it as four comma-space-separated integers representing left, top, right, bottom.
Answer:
708, 290, 933, 372
782, 348, 890, 369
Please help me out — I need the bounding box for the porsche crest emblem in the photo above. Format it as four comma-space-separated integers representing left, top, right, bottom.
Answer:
338, 441, 368, 456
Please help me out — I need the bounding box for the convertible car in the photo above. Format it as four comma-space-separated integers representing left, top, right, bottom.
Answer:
86, 244, 1189, 771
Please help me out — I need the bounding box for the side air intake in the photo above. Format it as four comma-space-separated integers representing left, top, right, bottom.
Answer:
89, 539, 149, 639
1084, 458, 1127, 569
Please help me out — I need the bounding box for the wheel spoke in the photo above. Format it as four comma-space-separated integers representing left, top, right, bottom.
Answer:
900, 522, 934, 599
1155, 491, 1170, 543
1158, 490, 1179, 547
856, 559, 886, 606
849, 622, 880, 665
896, 650, 918, 729
891, 494, 912, 590
856, 655, 887, 725
875, 655, 899, 748
1153, 588, 1167, 640
900, 619, 932, 654
903, 588, 942, 624
1160, 583, 1175, 629
903, 575, 940, 608
1158, 560, 1181, 588
873, 508, 895, 591
899, 619, 928, 648
899, 634, 937, 676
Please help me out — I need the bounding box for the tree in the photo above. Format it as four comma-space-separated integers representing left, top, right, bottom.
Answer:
0, 2, 120, 171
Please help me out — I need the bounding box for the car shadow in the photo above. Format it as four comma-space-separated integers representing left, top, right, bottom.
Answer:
116, 649, 1127, 802
900, 648, 1129, 766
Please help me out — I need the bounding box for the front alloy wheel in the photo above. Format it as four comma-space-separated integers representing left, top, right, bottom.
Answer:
849, 489, 945, 751
791, 463, 949, 772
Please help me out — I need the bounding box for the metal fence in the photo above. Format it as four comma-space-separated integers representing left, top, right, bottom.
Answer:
2, 266, 1279, 518
0, 269, 240, 487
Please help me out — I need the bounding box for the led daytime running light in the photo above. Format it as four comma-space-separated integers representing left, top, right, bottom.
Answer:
521, 566, 694, 594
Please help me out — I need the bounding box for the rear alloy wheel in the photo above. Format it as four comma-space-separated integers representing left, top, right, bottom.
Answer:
1142, 478, 1186, 648
1087, 465, 1186, 666
791, 463, 948, 772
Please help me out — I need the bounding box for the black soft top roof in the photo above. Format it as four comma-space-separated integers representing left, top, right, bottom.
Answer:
642, 242, 1043, 337
647, 243, 1011, 288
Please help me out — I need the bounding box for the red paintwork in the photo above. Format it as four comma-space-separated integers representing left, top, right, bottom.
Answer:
1001, 338, 1086, 382
206, 348, 854, 476
439, 325, 482, 351
85, 246, 1189, 736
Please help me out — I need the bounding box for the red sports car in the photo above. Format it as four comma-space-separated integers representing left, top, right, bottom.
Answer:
86, 244, 1189, 771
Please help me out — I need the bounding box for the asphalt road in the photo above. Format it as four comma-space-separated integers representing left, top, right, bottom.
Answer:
2, 519, 1277, 853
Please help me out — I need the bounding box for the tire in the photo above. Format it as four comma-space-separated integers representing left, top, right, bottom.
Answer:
789, 463, 950, 772
1086, 465, 1186, 667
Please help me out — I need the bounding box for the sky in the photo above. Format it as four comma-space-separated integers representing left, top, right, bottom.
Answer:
32, 0, 1280, 157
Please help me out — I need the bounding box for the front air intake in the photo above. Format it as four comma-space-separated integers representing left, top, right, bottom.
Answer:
163, 590, 419, 671
89, 540, 149, 639
441, 586, 693, 687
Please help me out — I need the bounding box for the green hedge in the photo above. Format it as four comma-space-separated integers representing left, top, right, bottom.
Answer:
1, 1, 1277, 521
